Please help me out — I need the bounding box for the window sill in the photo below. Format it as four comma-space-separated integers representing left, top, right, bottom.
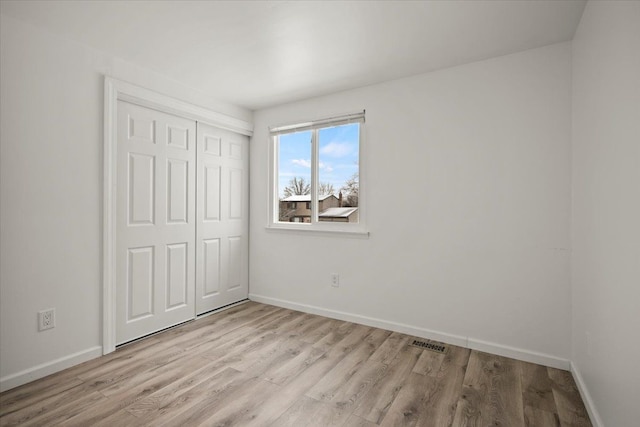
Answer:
265, 224, 370, 239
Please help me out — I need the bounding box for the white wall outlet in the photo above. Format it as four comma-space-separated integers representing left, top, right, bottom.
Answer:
331, 274, 340, 287
38, 308, 55, 331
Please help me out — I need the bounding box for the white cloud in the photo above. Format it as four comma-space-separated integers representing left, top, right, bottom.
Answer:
320, 142, 353, 157
319, 162, 333, 173
290, 159, 335, 173
291, 159, 311, 168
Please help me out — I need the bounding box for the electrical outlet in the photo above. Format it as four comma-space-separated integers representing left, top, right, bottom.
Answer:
38, 308, 55, 331
331, 274, 340, 287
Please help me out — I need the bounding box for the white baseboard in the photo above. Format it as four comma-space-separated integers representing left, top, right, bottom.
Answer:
249, 293, 571, 371
571, 361, 604, 427
0, 346, 102, 392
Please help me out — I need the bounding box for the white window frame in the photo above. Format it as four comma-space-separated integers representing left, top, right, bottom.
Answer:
268, 111, 368, 237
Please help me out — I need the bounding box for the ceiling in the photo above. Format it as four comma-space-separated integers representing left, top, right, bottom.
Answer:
1, 0, 586, 111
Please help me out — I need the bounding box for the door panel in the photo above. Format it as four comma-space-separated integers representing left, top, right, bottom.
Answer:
204, 165, 221, 221
196, 123, 249, 314
227, 236, 243, 290
167, 159, 189, 223
127, 246, 154, 321
116, 101, 196, 345
229, 168, 243, 220
166, 242, 188, 309
128, 153, 155, 225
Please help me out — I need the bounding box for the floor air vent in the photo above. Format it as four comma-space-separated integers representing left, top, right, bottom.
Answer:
410, 339, 447, 353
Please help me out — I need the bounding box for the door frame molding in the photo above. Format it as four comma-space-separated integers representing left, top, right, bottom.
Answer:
102, 77, 253, 354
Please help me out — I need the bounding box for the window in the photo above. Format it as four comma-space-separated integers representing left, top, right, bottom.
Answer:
270, 111, 365, 233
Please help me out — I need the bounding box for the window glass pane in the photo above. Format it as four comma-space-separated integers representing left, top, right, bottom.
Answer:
318, 123, 360, 224
277, 130, 312, 223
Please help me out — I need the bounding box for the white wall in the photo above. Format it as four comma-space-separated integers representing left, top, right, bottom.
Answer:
571, 2, 640, 426
250, 43, 573, 366
0, 14, 250, 389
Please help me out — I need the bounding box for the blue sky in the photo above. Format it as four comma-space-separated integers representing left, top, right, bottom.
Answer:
278, 123, 359, 198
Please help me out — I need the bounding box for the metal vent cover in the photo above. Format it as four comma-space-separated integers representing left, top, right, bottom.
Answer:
410, 339, 447, 353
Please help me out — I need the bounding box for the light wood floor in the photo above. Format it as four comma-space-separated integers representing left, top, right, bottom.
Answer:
0, 302, 592, 427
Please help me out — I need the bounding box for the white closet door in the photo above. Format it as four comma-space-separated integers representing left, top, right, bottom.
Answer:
196, 122, 249, 314
116, 101, 196, 345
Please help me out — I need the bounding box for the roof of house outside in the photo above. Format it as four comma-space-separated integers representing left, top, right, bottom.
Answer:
318, 207, 358, 218
282, 194, 337, 202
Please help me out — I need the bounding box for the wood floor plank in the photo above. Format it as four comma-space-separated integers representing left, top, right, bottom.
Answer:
177, 308, 291, 354
236, 356, 341, 427
524, 406, 561, 427
412, 348, 446, 377
224, 333, 289, 372
2, 347, 199, 424
305, 328, 389, 401
124, 367, 242, 426
92, 409, 142, 427
312, 320, 361, 352
75, 338, 177, 381
270, 395, 326, 427
0, 336, 166, 418
298, 317, 342, 344
414, 346, 471, 427
57, 358, 207, 427
19, 391, 107, 427
136, 367, 247, 426
254, 309, 308, 334
307, 357, 392, 426
271, 394, 357, 427
155, 373, 277, 427
169, 301, 268, 338
198, 327, 280, 363
521, 361, 559, 415
0, 303, 592, 427
548, 367, 592, 427
0, 388, 106, 427
301, 397, 355, 426
343, 413, 380, 427
329, 357, 389, 405
378, 346, 470, 427
0, 345, 189, 422
238, 342, 367, 426
122, 356, 233, 419
290, 313, 332, 339
353, 344, 423, 424
159, 304, 284, 350
0, 377, 85, 418
261, 342, 326, 385
87, 348, 195, 396
378, 371, 437, 427
369, 332, 410, 365
238, 324, 387, 427
197, 377, 281, 426
451, 350, 525, 427
242, 338, 312, 377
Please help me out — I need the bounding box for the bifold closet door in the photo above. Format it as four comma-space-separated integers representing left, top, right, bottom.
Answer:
195, 122, 249, 314
116, 101, 196, 345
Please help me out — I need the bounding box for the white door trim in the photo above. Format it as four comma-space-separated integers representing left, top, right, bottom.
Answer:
102, 77, 253, 355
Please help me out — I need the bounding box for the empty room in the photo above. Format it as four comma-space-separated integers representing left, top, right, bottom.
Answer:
0, 1, 638, 426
